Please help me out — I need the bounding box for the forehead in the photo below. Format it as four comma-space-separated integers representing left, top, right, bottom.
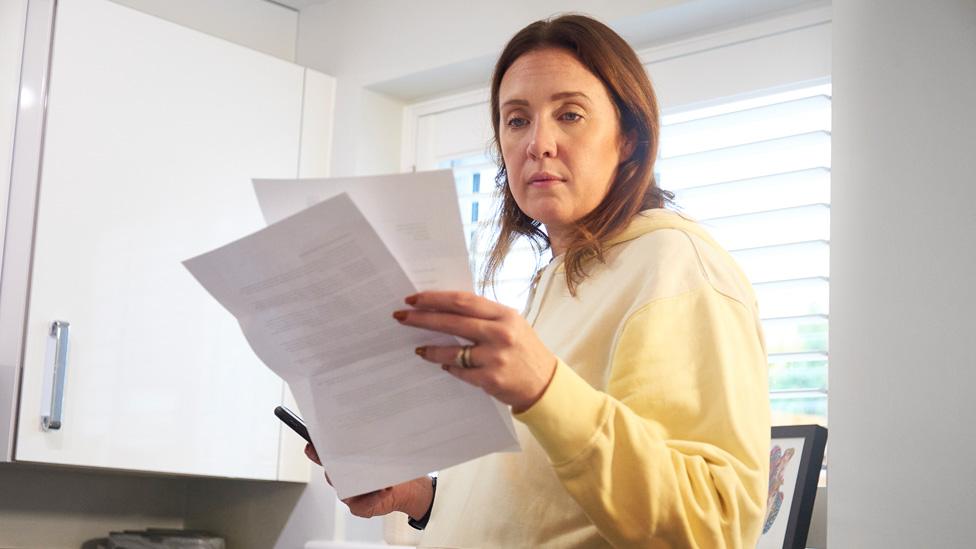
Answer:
499, 48, 611, 104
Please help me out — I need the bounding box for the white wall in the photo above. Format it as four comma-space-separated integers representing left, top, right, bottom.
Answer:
184, 476, 332, 549
830, 1, 976, 547
0, 466, 186, 548
326, 79, 407, 177
0, 463, 335, 549
645, 13, 831, 110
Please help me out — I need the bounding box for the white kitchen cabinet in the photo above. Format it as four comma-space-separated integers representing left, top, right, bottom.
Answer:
0, 0, 333, 481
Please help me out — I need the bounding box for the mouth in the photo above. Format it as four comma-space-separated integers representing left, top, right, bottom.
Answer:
528, 171, 567, 187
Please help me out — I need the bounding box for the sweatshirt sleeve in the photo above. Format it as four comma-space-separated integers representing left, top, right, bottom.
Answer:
514, 285, 771, 548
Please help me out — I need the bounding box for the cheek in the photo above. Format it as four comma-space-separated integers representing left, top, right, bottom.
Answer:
578, 138, 621, 198
597, 136, 624, 175
500, 142, 528, 205
500, 135, 520, 160
500, 139, 523, 175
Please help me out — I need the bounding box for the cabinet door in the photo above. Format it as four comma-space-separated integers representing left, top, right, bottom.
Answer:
14, 0, 304, 479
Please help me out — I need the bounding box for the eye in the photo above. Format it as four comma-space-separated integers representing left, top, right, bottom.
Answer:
506, 116, 529, 129
559, 111, 583, 122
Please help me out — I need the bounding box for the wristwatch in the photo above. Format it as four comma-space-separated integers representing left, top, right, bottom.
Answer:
407, 476, 437, 530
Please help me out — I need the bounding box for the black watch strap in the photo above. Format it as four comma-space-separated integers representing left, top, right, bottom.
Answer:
407, 476, 437, 530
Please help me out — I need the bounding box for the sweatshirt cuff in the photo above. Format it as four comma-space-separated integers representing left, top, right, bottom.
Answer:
513, 358, 610, 465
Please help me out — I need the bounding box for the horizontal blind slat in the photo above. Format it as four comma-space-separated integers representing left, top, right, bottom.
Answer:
661, 95, 831, 158
657, 131, 831, 190
770, 389, 828, 398
674, 168, 830, 219
731, 240, 829, 282
762, 314, 828, 354
755, 277, 829, 318
768, 351, 829, 363
701, 203, 830, 251
661, 83, 831, 124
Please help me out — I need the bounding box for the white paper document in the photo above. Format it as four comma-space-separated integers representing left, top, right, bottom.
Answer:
253, 170, 472, 294
183, 179, 519, 498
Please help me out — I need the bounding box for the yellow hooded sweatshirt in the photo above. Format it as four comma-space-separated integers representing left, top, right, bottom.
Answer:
419, 209, 770, 548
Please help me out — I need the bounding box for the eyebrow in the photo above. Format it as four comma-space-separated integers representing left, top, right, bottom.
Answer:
501, 91, 592, 108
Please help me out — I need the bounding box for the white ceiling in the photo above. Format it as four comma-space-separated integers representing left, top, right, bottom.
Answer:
268, 0, 330, 10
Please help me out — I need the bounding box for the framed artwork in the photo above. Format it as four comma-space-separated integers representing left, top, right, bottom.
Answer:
756, 424, 828, 549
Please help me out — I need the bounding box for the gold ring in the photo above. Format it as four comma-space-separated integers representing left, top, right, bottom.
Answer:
455, 345, 476, 369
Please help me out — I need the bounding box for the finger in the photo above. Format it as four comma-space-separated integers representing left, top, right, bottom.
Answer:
343, 488, 391, 518
304, 443, 322, 466
416, 344, 488, 370
395, 309, 491, 342
405, 291, 509, 320
440, 363, 484, 388
344, 495, 377, 518
342, 487, 387, 505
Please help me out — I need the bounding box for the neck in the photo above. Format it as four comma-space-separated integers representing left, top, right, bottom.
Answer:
546, 224, 570, 258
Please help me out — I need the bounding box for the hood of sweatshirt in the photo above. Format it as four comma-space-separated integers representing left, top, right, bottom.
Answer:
604, 208, 720, 250
548, 208, 722, 273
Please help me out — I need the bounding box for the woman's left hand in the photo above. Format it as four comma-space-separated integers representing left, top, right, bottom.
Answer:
394, 291, 557, 413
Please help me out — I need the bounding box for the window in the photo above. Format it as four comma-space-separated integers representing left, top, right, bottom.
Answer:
439, 155, 543, 311
440, 83, 831, 429
659, 83, 831, 428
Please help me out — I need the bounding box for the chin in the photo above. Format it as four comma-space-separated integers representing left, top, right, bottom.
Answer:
517, 198, 577, 228
528, 212, 575, 232
521, 204, 557, 222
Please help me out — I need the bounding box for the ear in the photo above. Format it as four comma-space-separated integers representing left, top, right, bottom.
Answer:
620, 129, 638, 161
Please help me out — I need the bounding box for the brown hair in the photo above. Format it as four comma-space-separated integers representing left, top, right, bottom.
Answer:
483, 14, 671, 296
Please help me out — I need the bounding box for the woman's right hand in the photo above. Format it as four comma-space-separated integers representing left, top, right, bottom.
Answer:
304, 443, 434, 520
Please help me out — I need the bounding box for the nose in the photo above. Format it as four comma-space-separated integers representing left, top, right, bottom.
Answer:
526, 118, 556, 160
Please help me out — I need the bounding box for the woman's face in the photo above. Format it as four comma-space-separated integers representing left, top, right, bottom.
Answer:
498, 48, 629, 242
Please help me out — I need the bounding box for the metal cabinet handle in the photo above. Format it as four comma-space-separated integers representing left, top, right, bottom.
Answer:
42, 320, 70, 431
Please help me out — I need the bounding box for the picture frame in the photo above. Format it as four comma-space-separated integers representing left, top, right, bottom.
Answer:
757, 424, 828, 549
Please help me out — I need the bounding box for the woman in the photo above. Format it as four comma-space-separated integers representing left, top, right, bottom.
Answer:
307, 14, 770, 548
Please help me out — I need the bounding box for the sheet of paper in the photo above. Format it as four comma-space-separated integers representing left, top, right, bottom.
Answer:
183, 191, 519, 498
253, 170, 472, 293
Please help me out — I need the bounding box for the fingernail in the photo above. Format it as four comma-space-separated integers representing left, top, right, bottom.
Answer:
415, 346, 426, 358
393, 310, 407, 321
405, 294, 418, 305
